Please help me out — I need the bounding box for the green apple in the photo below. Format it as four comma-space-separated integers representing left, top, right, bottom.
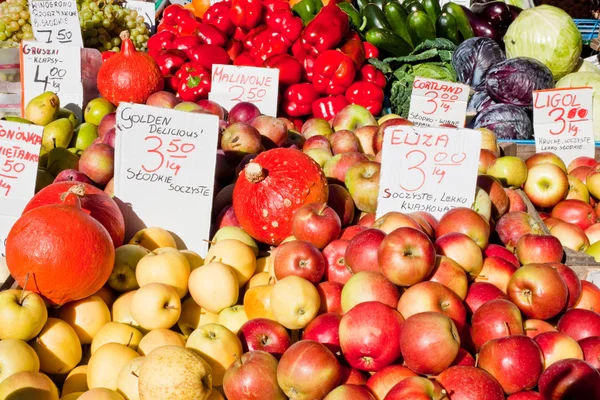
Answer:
70, 123, 98, 151
107, 245, 151, 292
0, 339, 40, 384
344, 160, 381, 213
0, 289, 48, 341
84, 98, 116, 126
486, 156, 528, 189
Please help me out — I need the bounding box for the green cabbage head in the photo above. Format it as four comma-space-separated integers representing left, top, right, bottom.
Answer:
556, 72, 600, 139
504, 5, 582, 80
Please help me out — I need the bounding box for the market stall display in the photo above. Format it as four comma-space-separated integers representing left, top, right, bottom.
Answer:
2, 0, 600, 399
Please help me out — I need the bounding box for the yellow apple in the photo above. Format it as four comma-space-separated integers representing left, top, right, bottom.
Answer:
477, 128, 499, 155
205, 240, 256, 286
181, 250, 204, 272
78, 388, 125, 400
116, 356, 145, 400
255, 256, 272, 274
138, 329, 186, 356
246, 272, 272, 289
0, 371, 59, 400
138, 345, 212, 400
130, 283, 181, 330
61, 392, 84, 399
0, 339, 40, 383
62, 365, 88, 396
136, 248, 190, 298
186, 323, 243, 386
218, 305, 248, 334
243, 284, 275, 320
211, 226, 259, 256
188, 262, 239, 314
0, 289, 48, 341
91, 322, 143, 354
59, 296, 111, 345
270, 276, 320, 330
129, 227, 177, 250
94, 286, 117, 309
111, 291, 143, 332
178, 297, 219, 338
88, 343, 139, 390
32, 318, 82, 375
108, 245, 150, 292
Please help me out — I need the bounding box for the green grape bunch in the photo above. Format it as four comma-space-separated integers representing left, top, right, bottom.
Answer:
77, 0, 149, 52
0, 0, 34, 48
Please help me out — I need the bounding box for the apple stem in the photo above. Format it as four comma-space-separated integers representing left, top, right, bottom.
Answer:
244, 162, 266, 184
504, 321, 511, 336
203, 239, 216, 245
131, 371, 139, 378
474, 353, 479, 368
19, 272, 30, 305
126, 332, 134, 348
318, 203, 328, 215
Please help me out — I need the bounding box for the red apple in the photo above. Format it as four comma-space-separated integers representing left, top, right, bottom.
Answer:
534, 331, 584, 370
475, 256, 518, 294
548, 263, 582, 309
273, 240, 325, 284
329, 129, 360, 155
575, 281, 600, 311
566, 175, 591, 203
428, 255, 469, 300
515, 234, 564, 265
384, 376, 446, 400
406, 212, 435, 239
339, 225, 368, 240
345, 229, 386, 273
223, 350, 286, 400
372, 118, 413, 154
221, 123, 262, 159
324, 384, 376, 400
357, 213, 376, 227
378, 227, 436, 287
327, 184, 355, 227
436, 207, 490, 249
54, 169, 93, 185
372, 212, 422, 234
323, 152, 369, 184
471, 299, 524, 350
341, 271, 400, 313
479, 149, 498, 174
302, 118, 333, 139
557, 309, 600, 341
317, 281, 343, 314
585, 223, 600, 246
544, 216, 562, 228
496, 211, 545, 251
464, 282, 508, 316
505, 188, 528, 213
303, 135, 332, 152
436, 366, 505, 400
339, 365, 370, 385
525, 151, 566, 171
477, 175, 510, 220
588, 166, 600, 201
197, 99, 226, 120
400, 311, 460, 375
484, 243, 520, 268
451, 348, 476, 367
538, 358, 600, 400
410, 211, 439, 231
292, 203, 342, 249
250, 115, 288, 149
568, 156, 598, 173
579, 336, 600, 370
78, 142, 114, 186
552, 199, 597, 230
277, 340, 341, 399
238, 318, 292, 359
366, 365, 417, 400
229, 102, 261, 124
435, 232, 483, 279
478, 335, 544, 394
303, 313, 342, 354
339, 301, 404, 372
524, 163, 569, 209
507, 391, 544, 400
550, 220, 590, 252
216, 205, 242, 229
323, 239, 352, 285
571, 165, 594, 184
524, 319, 558, 338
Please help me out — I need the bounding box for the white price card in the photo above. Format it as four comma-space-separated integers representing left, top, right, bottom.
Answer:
114, 103, 219, 257
408, 77, 470, 128
376, 126, 481, 220
29, 0, 83, 48
123, 0, 156, 34
533, 87, 595, 166
209, 64, 279, 117
20, 41, 84, 120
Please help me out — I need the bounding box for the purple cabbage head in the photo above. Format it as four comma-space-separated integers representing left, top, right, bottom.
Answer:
473, 104, 533, 140
468, 85, 497, 116
452, 37, 506, 88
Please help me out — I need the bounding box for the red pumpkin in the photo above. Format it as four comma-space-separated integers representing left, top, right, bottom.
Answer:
22, 182, 125, 247
97, 31, 164, 106
7, 193, 115, 306
233, 148, 328, 245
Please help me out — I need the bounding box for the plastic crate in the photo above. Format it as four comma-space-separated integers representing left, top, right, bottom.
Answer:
575, 19, 600, 45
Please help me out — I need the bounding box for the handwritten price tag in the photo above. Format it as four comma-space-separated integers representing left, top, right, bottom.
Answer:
29, 0, 83, 47
114, 103, 219, 257
376, 126, 481, 219
123, 0, 156, 34
209, 64, 279, 116
408, 77, 469, 128
533, 88, 595, 166
20, 41, 84, 120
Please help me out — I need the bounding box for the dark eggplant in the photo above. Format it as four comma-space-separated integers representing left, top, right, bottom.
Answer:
508, 5, 522, 21
471, 1, 513, 31
461, 6, 504, 42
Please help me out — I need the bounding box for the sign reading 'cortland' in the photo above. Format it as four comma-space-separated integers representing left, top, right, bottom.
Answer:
114, 103, 219, 257
408, 77, 470, 128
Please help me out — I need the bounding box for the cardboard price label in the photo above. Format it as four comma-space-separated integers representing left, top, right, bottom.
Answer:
209, 64, 279, 117
408, 77, 470, 128
29, 0, 83, 47
123, 0, 156, 34
376, 126, 481, 220
533, 87, 595, 166
114, 103, 219, 257
20, 41, 84, 120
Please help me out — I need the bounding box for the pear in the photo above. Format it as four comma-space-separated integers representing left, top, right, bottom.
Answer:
25, 91, 60, 126
2, 116, 34, 124
70, 123, 98, 150
68, 147, 84, 156
42, 118, 74, 150
57, 107, 81, 129
39, 149, 49, 168
35, 168, 55, 193
46, 147, 79, 177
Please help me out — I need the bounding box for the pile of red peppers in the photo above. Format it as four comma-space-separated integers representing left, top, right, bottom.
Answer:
139, 1, 386, 120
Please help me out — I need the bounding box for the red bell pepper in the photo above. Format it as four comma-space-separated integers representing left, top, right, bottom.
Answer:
147, 31, 175, 57
263, 0, 291, 14
345, 81, 384, 116
203, 2, 235, 37
243, 26, 288, 63
300, 4, 349, 58
187, 44, 230, 70
154, 49, 188, 77
234, 52, 259, 66
313, 50, 356, 96
283, 83, 319, 117
339, 37, 365, 68
357, 64, 386, 89
229, 0, 263, 30
265, 10, 303, 45
175, 63, 212, 102
156, 22, 179, 36
233, 27, 248, 41
363, 42, 379, 59
172, 35, 203, 54
196, 23, 228, 47
292, 39, 315, 82
312, 95, 349, 120
263, 54, 302, 87
177, 18, 203, 37
162, 4, 194, 26
227, 40, 244, 61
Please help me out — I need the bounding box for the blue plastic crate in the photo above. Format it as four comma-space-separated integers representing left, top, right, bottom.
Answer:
575, 19, 600, 45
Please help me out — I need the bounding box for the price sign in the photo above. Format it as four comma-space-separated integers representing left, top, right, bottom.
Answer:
209, 64, 279, 117
123, 0, 156, 34
20, 41, 84, 120
29, 0, 83, 47
376, 126, 481, 219
114, 103, 219, 257
533, 88, 595, 166
408, 77, 470, 128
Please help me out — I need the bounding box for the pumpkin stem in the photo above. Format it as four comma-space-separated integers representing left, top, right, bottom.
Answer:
62, 192, 83, 208
244, 162, 265, 184
19, 272, 30, 305
119, 30, 133, 55
60, 184, 86, 201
